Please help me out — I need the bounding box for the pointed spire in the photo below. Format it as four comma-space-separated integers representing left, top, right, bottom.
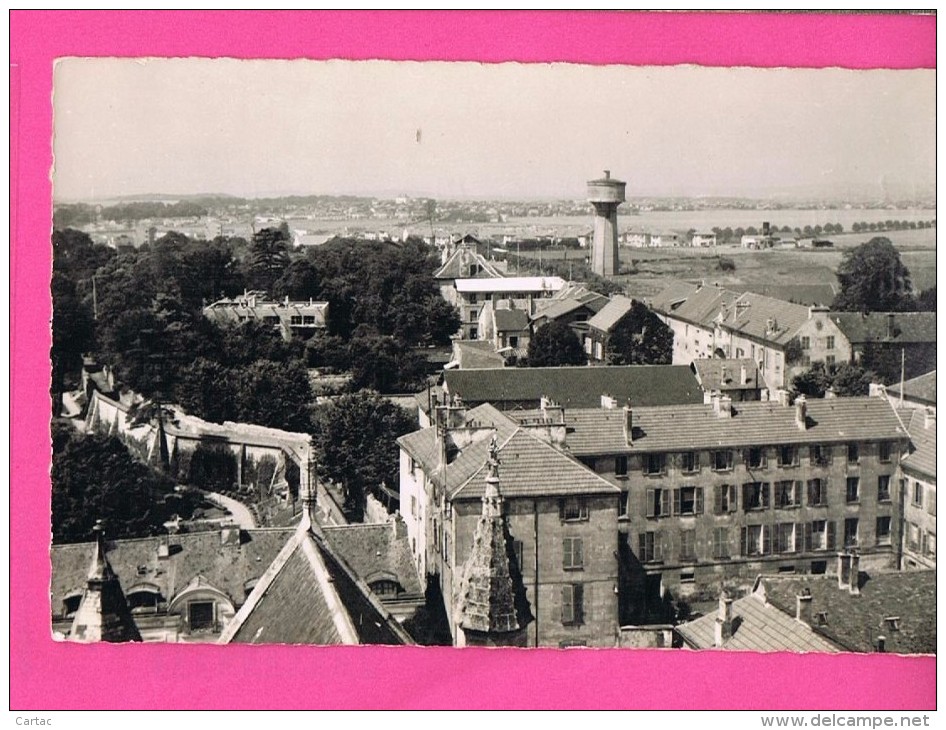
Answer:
68, 521, 142, 643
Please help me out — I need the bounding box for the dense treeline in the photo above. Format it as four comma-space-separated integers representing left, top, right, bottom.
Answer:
53, 201, 210, 228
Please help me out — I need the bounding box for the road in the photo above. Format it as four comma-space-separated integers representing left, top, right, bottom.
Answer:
205, 492, 257, 529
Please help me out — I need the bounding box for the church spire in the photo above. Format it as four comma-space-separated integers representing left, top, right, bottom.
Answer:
68, 521, 142, 643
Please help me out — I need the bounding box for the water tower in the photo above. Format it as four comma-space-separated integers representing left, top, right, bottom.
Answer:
587, 170, 626, 277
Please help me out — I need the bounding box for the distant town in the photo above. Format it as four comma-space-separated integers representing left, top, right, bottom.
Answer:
50, 176, 935, 653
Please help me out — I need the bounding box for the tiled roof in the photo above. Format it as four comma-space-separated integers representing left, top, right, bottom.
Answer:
443, 365, 703, 409
452, 341, 507, 370
398, 404, 618, 500
901, 410, 936, 480
887, 370, 936, 406
587, 295, 634, 332
531, 291, 609, 323
493, 308, 530, 332
220, 524, 412, 645
51, 528, 295, 620
455, 276, 566, 294
832, 312, 937, 345
667, 286, 741, 328
648, 281, 700, 314
322, 523, 424, 597
692, 359, 763, 393
760, 571, 936, 654
719, 291, 811, 345
522, 397, 908, 456
676, 592, 840, 653
434, 247, 505, 280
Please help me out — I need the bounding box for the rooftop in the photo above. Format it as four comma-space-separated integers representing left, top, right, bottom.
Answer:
832, 312, 937, 345
719, 291, 811, 346
443, 365, 703, 409
510, 396, 908, 456
587, 295, 634, 332
664, 285, 740, 328
887, 370, 936, 406
692, 359, 763, 393
900, 409, 936, 480
434, 246, 505, 281
648, 281, 700, 315
455, 276, 566, 294
492, 308, 530, 332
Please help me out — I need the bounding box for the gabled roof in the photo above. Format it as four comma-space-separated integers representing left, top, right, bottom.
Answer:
443, 365, 703, 409
434, 247, 505, 280
531, 290, 609, 324
676, 592, 840, 653
901, 409, 936, 480
587, 295, 634, 332
219, 523, 412, 646
887, 370, 936, 407
832, 312, 937, 345
760, 571, 936, 654
666, 286, 740, 328
526, 396, 908, 456
452, 341, 507, 370
719, 291, 811, 345
322, 522, 424, 598
493, 308, 530, 332
692, 359, 763, 393
648, 281, 700, 315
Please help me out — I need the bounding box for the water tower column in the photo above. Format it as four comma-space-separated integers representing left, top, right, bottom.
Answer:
587, 170, 626, 277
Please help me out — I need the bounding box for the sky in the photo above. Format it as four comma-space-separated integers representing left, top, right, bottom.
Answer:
52, 59, 935, 202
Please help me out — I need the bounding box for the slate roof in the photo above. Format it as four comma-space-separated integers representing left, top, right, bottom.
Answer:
648, 281, 700, 315
493, 308, 530, 332
322, 523, 424, 597
531, 290, 609, 324
443, 365, 703, 409
219, 524, 412, 646
832, 312, 937, 345
587, 295, 634, 332
900, 410, 936, 480
452, 341, 507, 370
692, 359, 763, 393
434, 247, 505, 280
666, 286, 741, 328
760, 571, 937, 654
887, 370, 936, 407
719, 292, 811, 346
676, 592, 840, 653
397, 404, 619, 501
521, 397, 908, 456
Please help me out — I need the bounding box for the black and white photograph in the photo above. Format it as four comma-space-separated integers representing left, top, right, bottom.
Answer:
49, 56, 935, 653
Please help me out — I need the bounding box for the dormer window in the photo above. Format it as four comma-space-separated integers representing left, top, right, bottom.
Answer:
884, 616, 901, 632
62, 593, 83, 618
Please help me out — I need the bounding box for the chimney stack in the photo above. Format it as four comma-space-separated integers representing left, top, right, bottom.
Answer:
601, 394, 617, 409
795, 395, 808, 430
717, 394, 733, 419
776, 389, 791, 407
795, 588, 813, 624
623, 404, 633, 445
825, 387, 837, 399
868, 382, 885, 398
925, 407, 935, 430
714, 592, 734, 647
740, 364, 748, 386
848, 551, 860, 595
877, 635, 886, 653
837, 552, 851, 590
886, 313, 896, 340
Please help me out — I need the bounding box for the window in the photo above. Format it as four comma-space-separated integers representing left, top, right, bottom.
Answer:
746, 447, 766, 469
877, 476, 891, 502
645, 488, 672, 518
469, 310, 478, 322
614, 456, 628, 477
644, 453, 666, 475
509, 336, 519, 348
826, 336, 835, 350
560, 497, 589, 522
807, 478, 827, 507
679, 530, 696, 562
290, 315, 303, 326
638, 531, 662, 563
674, 486, 703, 515
469, 327, 478, 339
127, 590, 161, 614
302, 315, 316, 325
876, 517, 892, 546
563, 537, 584, 570
800, 336, 810, 349
741, 524, 769, 556
906, 523, 921, 551
713, 450, 733, 472
468, 293, 478, 304
62, 594, 82, 618
618, 489, 629, 518
807, 520, 830, 551
846, 477, 860, 504
847, 443, 859, 464
713, 527, 730, 559
714, 484, 737, 514
776, 523, 798, 554
925, 532, 936, 558
742, 482, 770, 511
927, 490, 936, 516
410, 495, 417, 517
188, 601, 215, 631
811, 444, 831, 467
680, 570, 695, 584
777, 446, 798, 467
844, 518, 859, 548
911, 481, 923, 509
512, 539, 524, 571
561, 584, 584, 625
680, 451, 699, 473
775, 480, 801, 508
878, 441, 892, 463
369, 580, 402, 597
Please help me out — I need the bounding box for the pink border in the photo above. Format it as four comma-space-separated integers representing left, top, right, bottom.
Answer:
11, 11, 935, 710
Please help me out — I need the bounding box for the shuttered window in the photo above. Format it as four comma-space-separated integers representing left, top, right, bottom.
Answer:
714, 484, 737, 514
713, 527, 730, 559
645, 488, 672, 518
561, 584, 584, 625
563, 537, 584, 570
674, 487, 703, 515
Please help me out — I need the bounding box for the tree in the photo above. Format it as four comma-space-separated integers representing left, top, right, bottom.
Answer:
311, 391, 418, 521
248, 227, 291, 293
917, 286, 936, 312
832, 237, 915, 313
348, 334, 427, 393
606, 301, 673, 366
50, 272, 95, 415
791, 363, 832, 398
527, 321, 587, 367
173, 357, 239, 424
51, 428, 176, 544
233, 359, 314, 433
272, 258, 322, 301
830, 363, 873, 397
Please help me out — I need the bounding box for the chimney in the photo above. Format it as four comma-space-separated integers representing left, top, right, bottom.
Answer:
886, 313, 895, 340
795, 588, 813, 624
717, 394, 733, 419
720, 364, 730, 384
825, 387, 837, 399
776, 389, 791, 407
836, 552, 852, 590
877, 635, 886, 653
809, 305, 829, 320
925, 407, 935, 430
760, 388, 770, 402
714, 592, 734, 647
795, 395, 808, 430
604, 169, 611, 180
740, 364, 748, 385
868, 382, 885, 398
623, 404, 633, 445
848, 551, 860, 595
601, 393, 618, 409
